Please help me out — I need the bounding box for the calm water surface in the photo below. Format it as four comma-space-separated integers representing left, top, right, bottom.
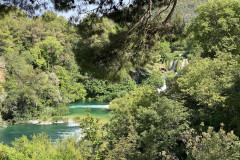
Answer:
0, 101, 110, 146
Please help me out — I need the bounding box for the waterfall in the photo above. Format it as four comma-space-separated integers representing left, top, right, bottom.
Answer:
159, 58, 188, 93
166, 60, 173, 71
166, 59, 188, 71
69, 105, 109, 109
171, 60, 178, 71
166, 60, 179, 72
180, 59, 188, 69
157, 80, 167, 93
68, 120, 80, 127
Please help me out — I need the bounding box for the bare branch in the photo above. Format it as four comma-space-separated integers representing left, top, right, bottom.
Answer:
161, 0, 177, 25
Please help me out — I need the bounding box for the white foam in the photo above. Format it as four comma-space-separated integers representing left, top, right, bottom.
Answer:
157, 80, 167, 93
69, 105, 109, 109
54, 121, 64, 124
38, 122, 52, 125
67, 120, 80, 127
29, 120, 39, 124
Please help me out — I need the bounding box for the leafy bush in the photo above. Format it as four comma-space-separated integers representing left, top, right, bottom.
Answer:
188, 0, 240, 57
85, 79, 137, 102
183, 126, 240, 159
106, 87, 190, 159
142, 70, 164, 88
0, 11, 86, 122
73, 116, 81, 122
0, 133, 83, 160
52, 116, 64, 122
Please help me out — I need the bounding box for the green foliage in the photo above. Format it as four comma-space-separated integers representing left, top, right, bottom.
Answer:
165, 13, 186, 42
56, 66, 86, 103
105, 87, 189, 159
0, 26, 14, 53
177, 52, 237, 107
157, 39, 171, 61
79, 110, 104, 159
0, 133, 83, 160
188, 0, 240, 57
85, 78, 137, 102
52, 116, 64, 122
75, 16, 127, 80
2, 52, 66, 120
31, 36, 63, 71
183, 126, 240, 159
1, 2, 240, 160
0, 116, 6, 127
0, 143, 26, 159
42, 11, 58, 22
170, 50, 240, 138
142, 70, 164, 88
0, 10, 86, 121
174, 0, 208, 23
73, 116, 81, 122
75, 15, 168, 80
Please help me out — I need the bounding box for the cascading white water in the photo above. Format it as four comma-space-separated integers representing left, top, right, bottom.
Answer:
171, 60, 178, 71
68, 120, 80, 127
157, 80, 167, 93
166, 59, 188, 71
180, 59, 188, 70
166, 60, 173, 71
166, 60, 179, 72
158, 58, 188, 93
69, 105, 109, 109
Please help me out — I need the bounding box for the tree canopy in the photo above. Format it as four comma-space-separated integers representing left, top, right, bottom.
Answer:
2, 0, 240, 159
0, 0, 180, 79
187, 0, 240, 57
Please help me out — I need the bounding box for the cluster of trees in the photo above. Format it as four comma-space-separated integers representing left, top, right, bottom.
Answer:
1, 0, 240, 159
0, 8, 165, 123
1, 87, 240, 159
84, 0, 240, 159
0, 10, 88, 122
173, 0, 240, 134
0, 133, 83, 159
174, 0, 208, 23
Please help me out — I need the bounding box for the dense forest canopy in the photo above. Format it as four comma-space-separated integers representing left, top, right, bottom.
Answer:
0, 0, 180, 79
0, 7, 166, 122
1, 0, 240, 159
0, 10, 88, 122
174, 0, 208, 23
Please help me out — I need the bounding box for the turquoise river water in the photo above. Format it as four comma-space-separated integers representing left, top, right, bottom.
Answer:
0, 101, 110, 146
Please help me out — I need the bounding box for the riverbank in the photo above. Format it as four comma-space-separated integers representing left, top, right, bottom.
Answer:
1, 113, 111, 128
0, 121, 7, 128
0, 101, 112, 146
29, 114, 110, 126
1, 101, 112, 128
